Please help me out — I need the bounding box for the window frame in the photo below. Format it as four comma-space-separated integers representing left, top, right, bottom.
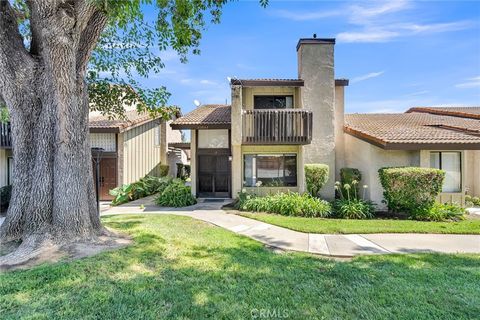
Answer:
429, 151, 463, 193
243, 153, 298, 187
253, 95, 294, 110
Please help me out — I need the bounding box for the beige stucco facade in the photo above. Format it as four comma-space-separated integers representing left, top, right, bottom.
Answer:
343, 134, 480, 208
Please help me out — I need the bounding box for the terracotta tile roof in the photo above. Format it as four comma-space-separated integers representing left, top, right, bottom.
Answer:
170, 104, 231, 129
407, 106, 480, 119
89, 110, 158, 132
345, 112, 480, 149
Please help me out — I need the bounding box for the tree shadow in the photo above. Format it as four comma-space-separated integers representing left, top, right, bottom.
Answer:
1, 215, 479, 319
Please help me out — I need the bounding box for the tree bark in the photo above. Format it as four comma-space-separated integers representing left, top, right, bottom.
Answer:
0, 0, 109, 266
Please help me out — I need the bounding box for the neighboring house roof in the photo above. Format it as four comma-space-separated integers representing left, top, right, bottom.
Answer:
89, 110, 160, 133
406, 106, 480, 120
170, 104, 231, 129
345, 111, 480, 150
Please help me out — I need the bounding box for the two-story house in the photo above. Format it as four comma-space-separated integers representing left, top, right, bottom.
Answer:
171, 37, 480, 206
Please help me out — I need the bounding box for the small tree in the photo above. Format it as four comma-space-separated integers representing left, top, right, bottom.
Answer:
304, 164, 329, 197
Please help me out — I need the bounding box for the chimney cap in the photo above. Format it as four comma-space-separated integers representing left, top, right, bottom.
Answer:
296, 38, 335, 51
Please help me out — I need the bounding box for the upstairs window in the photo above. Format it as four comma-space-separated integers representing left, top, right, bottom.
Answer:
430, 151, 462, 193
254, 95, 293, 109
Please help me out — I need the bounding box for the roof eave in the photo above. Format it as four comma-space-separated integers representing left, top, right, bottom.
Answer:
170, 123, 231, 130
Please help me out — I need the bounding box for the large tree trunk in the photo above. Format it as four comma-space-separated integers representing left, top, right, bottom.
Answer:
0, 0, 108, 266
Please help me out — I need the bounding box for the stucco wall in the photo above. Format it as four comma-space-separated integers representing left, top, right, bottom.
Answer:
122, 120, 162, 184
465, 150, 480, 197
334, 85, 345, 181
344, 134, 420, 209
297, 41, 336, 200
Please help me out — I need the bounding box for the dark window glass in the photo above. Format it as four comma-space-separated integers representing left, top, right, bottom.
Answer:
243, 154, 297, 187
254, 96, 293, 109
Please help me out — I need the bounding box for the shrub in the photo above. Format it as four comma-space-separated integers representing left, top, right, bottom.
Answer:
304, 164, 329, 197
0, 185, 12, 211
339, 168, 362, 199
110, 176, 171, 206
156, 180, 196, 207
465, 195, 480, 207
159, 164, 170, 177
333, 181, 375, 219
378, 167, 445, 218
237, 191, 331, 218
414, 202, 466, 221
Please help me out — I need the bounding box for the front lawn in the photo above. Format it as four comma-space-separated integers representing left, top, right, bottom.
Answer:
1, 214, 479, 319
239, 212, 480, 234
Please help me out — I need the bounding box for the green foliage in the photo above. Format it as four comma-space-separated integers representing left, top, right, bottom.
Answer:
413, 202, 466, 222
304, 164, 329, 197
237, 191, 331, 218
12, 0, 268, 119
333, 181, 375, 219
378, 167, 445, 218
155, 180, 196, 207
176, 163, 191, 180
0, 107, 9, 123
109, 175, 171, 206
339, 168, 362, 199
332, 198, 375, 219
465, 195, 480, 207
0, 185, 12, 211
159, 164, 170, 177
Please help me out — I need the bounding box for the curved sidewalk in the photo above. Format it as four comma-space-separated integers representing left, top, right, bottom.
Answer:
101, 197, 480, 258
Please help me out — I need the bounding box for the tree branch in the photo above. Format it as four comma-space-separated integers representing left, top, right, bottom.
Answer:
0, 0, 33, 100
76, 9, 108, 78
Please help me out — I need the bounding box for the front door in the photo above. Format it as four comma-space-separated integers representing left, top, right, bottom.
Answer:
198, 154, 231, 198
93, 158, 117, 201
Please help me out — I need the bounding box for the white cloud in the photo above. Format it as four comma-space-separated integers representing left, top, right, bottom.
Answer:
271, 9, 341, 21
199, 79, 218, 85
455, 76, 480, 88
337, 30, 399, 43
273, 0, 474, 43
351, 71, 385, 83
405, 90, 429, 96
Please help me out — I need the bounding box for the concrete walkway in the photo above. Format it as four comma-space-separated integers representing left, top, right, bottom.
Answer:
101, 196, 480, 258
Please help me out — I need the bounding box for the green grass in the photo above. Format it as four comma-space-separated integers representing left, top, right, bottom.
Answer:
1, 215, 479, 319
239, 212, 480, 234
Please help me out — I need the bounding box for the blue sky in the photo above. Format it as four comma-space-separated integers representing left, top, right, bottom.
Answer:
140, 0, 480, 115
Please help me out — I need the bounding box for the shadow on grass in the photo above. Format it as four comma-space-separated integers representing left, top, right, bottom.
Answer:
1, 214, 479, 320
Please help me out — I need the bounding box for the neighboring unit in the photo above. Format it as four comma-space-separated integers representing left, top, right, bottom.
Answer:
171, 37, 480, 207
0, 110, 187, 201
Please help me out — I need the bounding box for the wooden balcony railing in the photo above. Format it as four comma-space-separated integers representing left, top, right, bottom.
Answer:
242, 109, 312, 145
0, 122, 12, 149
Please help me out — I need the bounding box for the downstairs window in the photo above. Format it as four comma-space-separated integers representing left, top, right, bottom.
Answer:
243, 154, 297, 187
430, 151, 462, 193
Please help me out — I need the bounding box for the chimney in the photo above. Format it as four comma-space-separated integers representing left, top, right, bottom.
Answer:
297, 37, 336, 199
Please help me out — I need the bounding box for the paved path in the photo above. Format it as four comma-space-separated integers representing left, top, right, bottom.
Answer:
101, 196, 480, 258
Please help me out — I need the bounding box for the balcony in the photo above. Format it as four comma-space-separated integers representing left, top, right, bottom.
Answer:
242, 109, 312, 145
0, 122, 11, 149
